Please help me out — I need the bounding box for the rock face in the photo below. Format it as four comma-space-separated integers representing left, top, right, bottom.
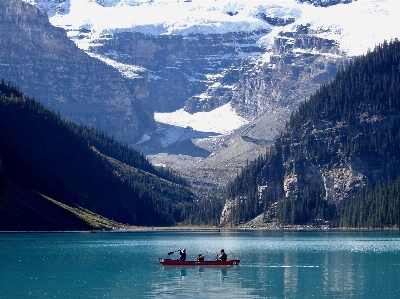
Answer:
230, 24, 350, 122
71, 7, 352, 199
276, 113, 400, 208
0, 0, 154, 143
87, 21, 350, 152
90, 26, 349, 121
89, 31, 267, 113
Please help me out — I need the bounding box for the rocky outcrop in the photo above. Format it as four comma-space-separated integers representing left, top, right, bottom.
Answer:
273, 114, 400, 209
257, 14, 296, 26
0, 0, 154, 143
230, 24, 350, 121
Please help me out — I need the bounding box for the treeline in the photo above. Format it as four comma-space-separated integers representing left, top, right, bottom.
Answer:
339, 176, 400, 228
180, 193, 225, 226
276, 186, 336, 226
224, 39, 400, 228
0, 80, 196, 229
289, 40, 400, 128
226, 153, 276, 224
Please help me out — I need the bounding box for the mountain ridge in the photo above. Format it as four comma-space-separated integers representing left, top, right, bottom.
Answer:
0, 0, 154, 143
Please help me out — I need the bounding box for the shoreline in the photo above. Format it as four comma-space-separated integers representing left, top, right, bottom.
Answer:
1, 226, 398, 233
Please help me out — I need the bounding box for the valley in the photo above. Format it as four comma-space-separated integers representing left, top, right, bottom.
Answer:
2, 0, 400, 229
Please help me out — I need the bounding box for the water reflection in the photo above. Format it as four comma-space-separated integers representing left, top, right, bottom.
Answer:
321, 252, 366, 297
180, 268, 187, 277
220, 268, 228, 282
151, 266, 253, 298
230, 231, 400, 298
283, 251, 298, 298
1, 231, 399, 298
239, 242, 396, 298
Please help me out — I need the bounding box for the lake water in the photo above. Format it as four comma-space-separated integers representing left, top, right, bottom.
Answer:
0, 230, 399, 298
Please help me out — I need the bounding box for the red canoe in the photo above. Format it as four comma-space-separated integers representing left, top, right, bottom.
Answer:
158, 258, 240, 266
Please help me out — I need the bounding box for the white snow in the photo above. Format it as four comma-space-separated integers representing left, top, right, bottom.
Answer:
25, 0, 400, 57
156, 125, 206, 148
154, 102, 248, 135
150, 102, 248, 148
287, 0, 400, 57
136, 133, 151, 144
88, 53, 146, 78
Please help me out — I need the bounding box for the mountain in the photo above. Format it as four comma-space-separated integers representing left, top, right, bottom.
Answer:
23, 0, 400, 192
0, 81, 199, 230
0, 0, 154, 143
222, 40, 400, 228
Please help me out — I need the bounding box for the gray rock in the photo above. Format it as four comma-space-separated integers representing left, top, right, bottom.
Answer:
0, 0, 154, 143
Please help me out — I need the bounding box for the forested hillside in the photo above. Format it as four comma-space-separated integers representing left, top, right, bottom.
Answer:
224, 39, 400, 229
0, 81, 212, 230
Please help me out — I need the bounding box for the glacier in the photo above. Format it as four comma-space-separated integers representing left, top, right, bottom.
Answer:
25, 0, 400, 57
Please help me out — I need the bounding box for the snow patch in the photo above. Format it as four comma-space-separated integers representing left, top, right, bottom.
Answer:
154, 102, 249, 135
136, 133, 151, 144
88, 53, 146, 78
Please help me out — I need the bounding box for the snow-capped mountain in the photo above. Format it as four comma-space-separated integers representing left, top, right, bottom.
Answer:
21, 0, 400, 188
24, 0, 398, 57
24, 0, 399, 125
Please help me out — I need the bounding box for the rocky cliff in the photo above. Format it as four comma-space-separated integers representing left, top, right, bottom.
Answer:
230, 24, 350, 121
87, 30, 267, 113
0, 0, 154, 143
87, 24, 349, 122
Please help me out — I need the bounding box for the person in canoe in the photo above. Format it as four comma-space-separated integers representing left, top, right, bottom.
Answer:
178, 248, 186, 261
216, 249, 227, 261
197, 253, 205, 262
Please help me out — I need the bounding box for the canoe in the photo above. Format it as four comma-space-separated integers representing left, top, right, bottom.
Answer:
158, 258, 240, 266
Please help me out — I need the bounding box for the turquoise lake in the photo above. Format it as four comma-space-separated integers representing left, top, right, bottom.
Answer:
0, 230, 399, 298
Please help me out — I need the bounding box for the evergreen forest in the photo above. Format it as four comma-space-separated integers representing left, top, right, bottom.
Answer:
225, 39, 400, 228
0, 80, 221, 230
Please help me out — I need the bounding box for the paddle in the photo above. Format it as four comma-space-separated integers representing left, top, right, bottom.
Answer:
168, 250, 178, 255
